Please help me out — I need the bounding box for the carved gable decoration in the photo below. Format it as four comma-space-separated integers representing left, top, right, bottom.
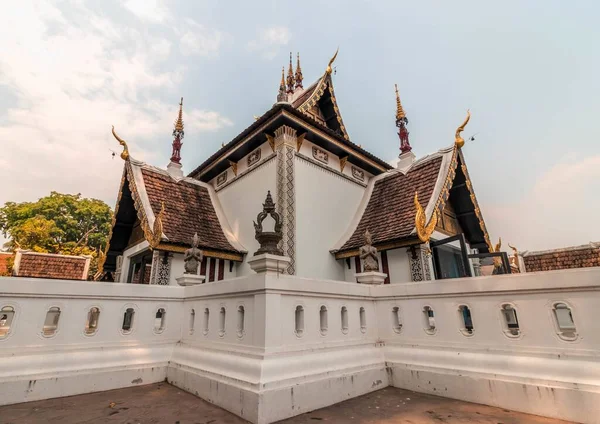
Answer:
247, 148, 261, 167
216, 171, 228, 187
351, 166, 365, 181
312, 146, 329, 164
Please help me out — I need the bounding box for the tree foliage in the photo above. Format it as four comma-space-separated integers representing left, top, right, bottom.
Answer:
0, 192, 113, 277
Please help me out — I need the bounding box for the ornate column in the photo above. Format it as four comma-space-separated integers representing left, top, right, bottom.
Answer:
407, 244, 433, 282
150, 250, 173, 285
274, 125, 297, 275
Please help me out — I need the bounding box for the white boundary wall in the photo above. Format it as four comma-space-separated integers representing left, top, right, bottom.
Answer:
1, 268, 599, 423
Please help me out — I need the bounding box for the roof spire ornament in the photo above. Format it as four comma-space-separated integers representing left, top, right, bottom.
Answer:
326, 47, 339, 75
294, 52, 303, 90
395, 84, 411, 155
277, 66, 287, 102
454, 109, 470, 149
170, 97, 185, 164
111, 126, 130, 161
286, 52, 295, 93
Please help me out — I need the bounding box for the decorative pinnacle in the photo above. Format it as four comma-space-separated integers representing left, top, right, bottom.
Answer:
174, 97, 184, 134
277, 66, 287, 102
395, 84, 406, 121
286, 52, 295, 93
263, 190, 276, 212
170, 98, 184, 164
294, 52, 303, 89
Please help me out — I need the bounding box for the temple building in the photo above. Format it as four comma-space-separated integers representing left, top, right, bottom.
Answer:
101, 52, 496, 285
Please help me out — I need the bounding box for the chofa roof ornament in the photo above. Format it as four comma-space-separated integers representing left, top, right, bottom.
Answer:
253, 191, 283, 256
111, 126, 130, 161
326, 47, 339, 75
414, 191, 439, 242
454, 109, 471, 149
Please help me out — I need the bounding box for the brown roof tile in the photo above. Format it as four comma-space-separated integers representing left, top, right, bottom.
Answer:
523, 244, 600, 272
339, 156, 443, 252
16, 252, 88, 280
0, 253, 12, 275
140, 167, 239, 253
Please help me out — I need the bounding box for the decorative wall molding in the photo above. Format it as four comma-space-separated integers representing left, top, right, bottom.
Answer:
351, 166, 365, 182
312, 146, 329, 164
247, 148, 261, 168
216, 171, 228, 187
277, 139, 297, 275
295, 153, 367, 188
216, 154, 276, 193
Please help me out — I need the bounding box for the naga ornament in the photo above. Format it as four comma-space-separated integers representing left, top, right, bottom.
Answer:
414, 191, 439, 243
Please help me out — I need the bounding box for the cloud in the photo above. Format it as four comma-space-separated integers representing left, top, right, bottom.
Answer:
178, 19, 229, 57
124, 0, 171, 23
484, 155, 600, 251
0, 0, 232, 233
247, 27, 291, 59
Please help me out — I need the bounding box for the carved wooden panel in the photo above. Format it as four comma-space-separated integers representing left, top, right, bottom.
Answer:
312, 146, 329, 164
216, 171, 228, 187
247, 148, 261, 167
351, 166, 365, 181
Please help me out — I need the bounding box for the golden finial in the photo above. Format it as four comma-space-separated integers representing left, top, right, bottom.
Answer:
454, 109, 471, 149
295, 52, 303, 89
414, 191, 439, 242
174, 97, 184, 133
286, 52, 295, 93
111, 126, 129, 161
280, 66, 285, 90
395, 84, 406, 120
326, 47, 339, 75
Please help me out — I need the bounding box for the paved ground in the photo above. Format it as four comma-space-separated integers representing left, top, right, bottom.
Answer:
0, 382, 572, 424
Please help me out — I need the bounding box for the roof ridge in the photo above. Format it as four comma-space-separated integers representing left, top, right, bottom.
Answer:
522, 242, 600, 257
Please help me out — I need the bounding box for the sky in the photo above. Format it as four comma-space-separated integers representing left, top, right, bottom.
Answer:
1, 0, 599, 252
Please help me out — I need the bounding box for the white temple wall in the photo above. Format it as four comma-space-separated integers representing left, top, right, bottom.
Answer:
294, 156, 366, 280
2, 268, 599, 423
216, 150, 277, 276
0, 277, 183, 406
386, 247, 412, 283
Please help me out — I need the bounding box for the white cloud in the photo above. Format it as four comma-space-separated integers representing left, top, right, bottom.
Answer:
179, 19, 228, 57
0, 1, 232, 229
124, 0, 171, 23
247, 26, 291, 59
484, 155, 600, 251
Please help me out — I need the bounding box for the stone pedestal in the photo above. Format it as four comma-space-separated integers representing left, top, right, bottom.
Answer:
355, 271, 387, 285
176, 274, 206, 286
248, 254, 291, 275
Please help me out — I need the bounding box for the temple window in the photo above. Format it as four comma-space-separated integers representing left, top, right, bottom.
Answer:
154, 308, 166, 333
359, 307, 366, 333
122, 308, 135, 334
189, 309, 195, 334
392, 307, 402, 333
552, 303, 577, 341
127, 250, 153, 284
85, 307, 100, 336
501, 304, 520, 337
237, 306, 245, 338
43, 307, 61, 337
203, 308, 209, 335
458, 305, 474, 336
423, 306, 436, 335
295, 306, 304, 337
319, 306, 328, 335
0, 306, 15, 339
219, 307, 226, 337
341, 306, 349, 334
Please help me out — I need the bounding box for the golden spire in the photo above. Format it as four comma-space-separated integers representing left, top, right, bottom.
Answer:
295, 52, 303, 89
395, 84, 406, 120
280, 66, 285, 90
454, 109, 471, 149
286, 52, 295, 93
326, 47, 339, 75
174, 97, 184, 133
111, 126, 129, 161
277, 66, 287, 102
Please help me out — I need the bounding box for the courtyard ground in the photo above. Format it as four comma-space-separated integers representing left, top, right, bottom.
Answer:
0, 382, 573, 424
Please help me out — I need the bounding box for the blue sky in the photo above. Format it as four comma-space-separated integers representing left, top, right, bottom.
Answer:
1, 0, 599, 251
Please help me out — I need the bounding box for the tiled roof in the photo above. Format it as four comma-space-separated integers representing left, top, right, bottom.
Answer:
338, 156, 444, 252
15, 252, 88, 280
523, 243, 600, 272
0, 253, 12, 275
140, 167, 240, 253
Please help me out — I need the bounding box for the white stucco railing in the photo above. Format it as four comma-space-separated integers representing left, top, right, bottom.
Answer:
1, 267, 599, 423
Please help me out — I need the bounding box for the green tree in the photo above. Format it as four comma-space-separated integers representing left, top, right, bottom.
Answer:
0, 192, 113, 278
